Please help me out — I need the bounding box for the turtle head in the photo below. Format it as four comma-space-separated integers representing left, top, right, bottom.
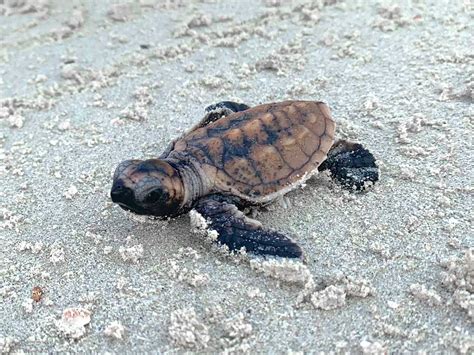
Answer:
110, 159, 185, 218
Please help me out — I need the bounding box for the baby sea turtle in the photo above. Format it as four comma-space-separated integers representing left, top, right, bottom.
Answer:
111, 101, 379, 258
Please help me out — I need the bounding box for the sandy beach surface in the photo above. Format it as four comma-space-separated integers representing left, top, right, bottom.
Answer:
0, 0, 472, 353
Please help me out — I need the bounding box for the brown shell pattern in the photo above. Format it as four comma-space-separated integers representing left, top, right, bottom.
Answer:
173, 101, 335, 200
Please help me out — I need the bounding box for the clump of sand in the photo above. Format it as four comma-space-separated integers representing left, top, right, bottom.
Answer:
55, 308, 92, 340
119, 244, 144, 263
249, 258, 312, 285
104, 321, 126, 340
168, 307, 210, 350
441, 249, 474, 319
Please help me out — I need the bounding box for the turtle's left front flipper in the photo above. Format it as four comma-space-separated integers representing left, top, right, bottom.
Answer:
193, 197, 303, 258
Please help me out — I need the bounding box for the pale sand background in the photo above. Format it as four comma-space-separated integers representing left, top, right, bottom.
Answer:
0, 0, 472, 353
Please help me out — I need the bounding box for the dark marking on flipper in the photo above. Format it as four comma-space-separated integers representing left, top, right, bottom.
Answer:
319, 139, 379, 190
194, 196, 303, 258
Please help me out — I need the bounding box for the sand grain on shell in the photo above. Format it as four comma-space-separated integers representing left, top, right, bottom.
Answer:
0, 0, 472, 353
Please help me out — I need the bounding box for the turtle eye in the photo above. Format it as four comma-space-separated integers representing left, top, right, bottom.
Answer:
144, 189, 167, 204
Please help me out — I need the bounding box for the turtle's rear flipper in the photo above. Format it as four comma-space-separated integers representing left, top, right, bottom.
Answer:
318, 139, 379, 190
193, 197, 303, 258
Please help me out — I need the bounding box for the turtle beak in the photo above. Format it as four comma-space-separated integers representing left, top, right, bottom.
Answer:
110, 181, 147, 214
110, 183, 134, 205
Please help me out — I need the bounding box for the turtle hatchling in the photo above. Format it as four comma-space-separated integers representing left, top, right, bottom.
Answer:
111, 101, 379, 258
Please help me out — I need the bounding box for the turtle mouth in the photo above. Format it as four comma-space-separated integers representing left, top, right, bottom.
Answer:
117, 202, 148, 215
111, 183, 148, 215
117, 201, 174, 219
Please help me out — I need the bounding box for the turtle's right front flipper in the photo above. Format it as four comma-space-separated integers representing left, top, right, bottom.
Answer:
193, 197, 303, 259
203, 101, 250, 125
160, 101, 250, 159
